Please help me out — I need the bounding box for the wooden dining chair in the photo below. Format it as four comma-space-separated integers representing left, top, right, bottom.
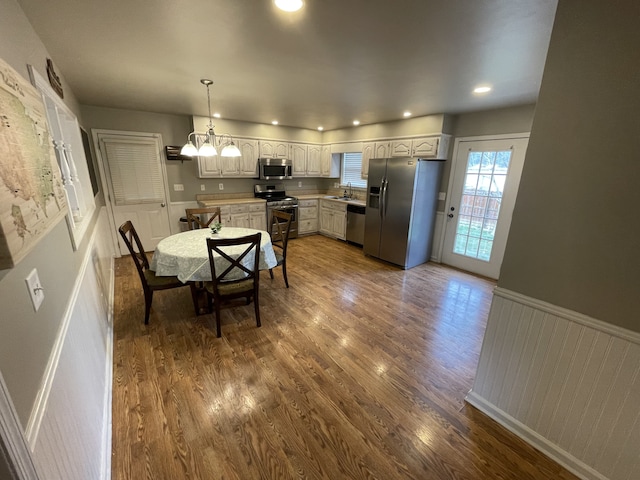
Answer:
204, 232, 262, 337
118, 220, 196, 324
269, 210, 293, 288
185, 207, 222, 230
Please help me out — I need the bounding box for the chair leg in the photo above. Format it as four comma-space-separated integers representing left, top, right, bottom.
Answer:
214, 300, 222, 338
254, 290, 261, 328
144, 290, 153, 325
281, 261, 289, 288
189, 282, 200, 315
269, 268, 274, 279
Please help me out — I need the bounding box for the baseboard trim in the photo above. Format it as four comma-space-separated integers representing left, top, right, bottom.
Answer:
465, 391, 607, 480
493, 287, 640, 345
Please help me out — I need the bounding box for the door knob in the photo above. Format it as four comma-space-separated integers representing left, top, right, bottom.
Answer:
161, 203, 166, 207
448, 213, 454, 218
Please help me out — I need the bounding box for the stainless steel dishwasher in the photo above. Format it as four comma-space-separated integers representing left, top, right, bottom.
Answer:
346, 204, 366, 246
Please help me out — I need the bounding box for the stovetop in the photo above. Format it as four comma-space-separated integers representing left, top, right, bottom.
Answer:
254, 183, 298, 204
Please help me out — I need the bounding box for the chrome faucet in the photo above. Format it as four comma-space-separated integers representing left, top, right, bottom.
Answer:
347, 182, 353, 199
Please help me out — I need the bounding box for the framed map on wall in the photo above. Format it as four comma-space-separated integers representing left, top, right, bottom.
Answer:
0, 58, 68, 269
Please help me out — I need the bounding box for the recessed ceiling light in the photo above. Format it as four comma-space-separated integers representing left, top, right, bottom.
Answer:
272, 120, 279, 125
473, 86, 492, 94
275, 0, 303, 12
353, 120, 360, 126
213, 113, 221, 118
403, 111, 412, 117
317, 126, 324, 131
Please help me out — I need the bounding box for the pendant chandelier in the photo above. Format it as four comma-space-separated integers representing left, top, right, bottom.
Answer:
181, 79, 241, 158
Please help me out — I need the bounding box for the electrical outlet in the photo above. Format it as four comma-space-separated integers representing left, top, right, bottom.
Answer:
173, 184, 184, 191
218, 183, 224, 191
25, 268, 44, 311
200, 184, 206, 191
298, 181, 302, 188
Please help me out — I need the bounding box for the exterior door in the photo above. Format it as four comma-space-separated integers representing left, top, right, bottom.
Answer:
93, 130, 171, 254
441, 136, 528, 279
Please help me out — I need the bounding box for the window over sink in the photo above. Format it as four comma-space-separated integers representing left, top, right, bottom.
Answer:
340, 152, 366, 188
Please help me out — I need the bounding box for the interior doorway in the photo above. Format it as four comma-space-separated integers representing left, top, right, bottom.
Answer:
92, 130, 171, 255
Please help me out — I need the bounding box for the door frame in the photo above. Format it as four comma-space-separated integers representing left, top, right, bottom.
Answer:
436, 132, 530, 275
91, 129, 172, 257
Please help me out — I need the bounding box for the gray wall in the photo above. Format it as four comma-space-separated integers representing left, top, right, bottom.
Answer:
0, 0, 103, 425
498, 0, 640, 331
451, 104, 536, 138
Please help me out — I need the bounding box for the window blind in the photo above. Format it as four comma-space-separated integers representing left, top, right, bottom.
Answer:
101, 137, 165, 206
341, 152, 366, 188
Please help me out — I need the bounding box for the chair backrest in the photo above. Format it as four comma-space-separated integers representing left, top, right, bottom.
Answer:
270, 210, 292, 255
118, 220, 150, 285
206, 232, 262, 293
185, 207, 222, 230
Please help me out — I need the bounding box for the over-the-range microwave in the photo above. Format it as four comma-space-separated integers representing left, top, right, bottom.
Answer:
258, 158, 293, 180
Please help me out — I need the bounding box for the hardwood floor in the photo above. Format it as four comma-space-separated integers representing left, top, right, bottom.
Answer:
112, 234, 578, 480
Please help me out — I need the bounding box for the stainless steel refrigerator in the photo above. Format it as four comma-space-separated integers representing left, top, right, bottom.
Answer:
364, 157, 443, 269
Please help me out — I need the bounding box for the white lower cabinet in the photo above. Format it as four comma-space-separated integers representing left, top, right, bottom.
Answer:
298, 199, 319, 235
319, 200, 346, 240
249, 203, 267, 231
201, 201, 266, 230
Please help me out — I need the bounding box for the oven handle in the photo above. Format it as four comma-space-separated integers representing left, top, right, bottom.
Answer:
270, 205, 298, 210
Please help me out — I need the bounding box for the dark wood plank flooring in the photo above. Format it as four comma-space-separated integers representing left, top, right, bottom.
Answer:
112, 234, 578, 480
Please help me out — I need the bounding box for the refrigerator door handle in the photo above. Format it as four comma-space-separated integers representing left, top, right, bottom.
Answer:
381, 178, 388, 220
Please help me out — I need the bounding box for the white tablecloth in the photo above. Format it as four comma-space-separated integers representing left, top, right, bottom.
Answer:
150, 227, 277, 282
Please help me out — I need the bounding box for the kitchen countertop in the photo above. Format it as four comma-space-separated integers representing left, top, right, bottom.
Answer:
196, 193, 365, 208
320, 196, 366, 207
198, 198, 267, 207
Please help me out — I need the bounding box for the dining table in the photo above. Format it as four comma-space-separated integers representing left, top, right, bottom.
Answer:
150, 227, 278, 283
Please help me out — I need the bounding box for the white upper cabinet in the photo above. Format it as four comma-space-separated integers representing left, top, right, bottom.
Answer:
320, 145, 339, 177
361, 142, 373, 179
411, 137, 439, 157
260, 140, 289, 158
198, 154, 221, 177
362, 141, 389, 178
290, 143, 308, 176
373, 142, 389, 159
237, 138, 259, 177
307, 145, 322, 176
390, 139, 412, 157
220, 154, 240, 176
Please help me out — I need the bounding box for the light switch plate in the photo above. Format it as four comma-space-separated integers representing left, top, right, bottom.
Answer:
25, 268, 44, 311
218, 183, 224, 190
173, 184, 184, 191
438, 192, 446, 201
200, 184, 206, 191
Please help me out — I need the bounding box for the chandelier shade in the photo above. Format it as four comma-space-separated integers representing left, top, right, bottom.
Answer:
181, 79, 240, 158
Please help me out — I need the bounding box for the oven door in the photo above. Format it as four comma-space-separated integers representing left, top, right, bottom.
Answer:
267, 204, 298, 239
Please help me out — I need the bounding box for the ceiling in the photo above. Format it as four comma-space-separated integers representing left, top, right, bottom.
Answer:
17, 0, 558, 131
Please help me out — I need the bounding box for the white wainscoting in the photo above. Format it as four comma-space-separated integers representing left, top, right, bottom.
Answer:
467, 287, 640, 480
27, 208, 115, 480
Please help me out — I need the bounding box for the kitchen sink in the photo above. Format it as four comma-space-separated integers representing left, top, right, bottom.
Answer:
327, 196, 351, 200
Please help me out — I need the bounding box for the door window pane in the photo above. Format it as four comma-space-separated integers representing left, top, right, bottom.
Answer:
453, 149, 512, 261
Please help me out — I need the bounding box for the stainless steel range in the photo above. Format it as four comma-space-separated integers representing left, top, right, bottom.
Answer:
254, 184, 298, 239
